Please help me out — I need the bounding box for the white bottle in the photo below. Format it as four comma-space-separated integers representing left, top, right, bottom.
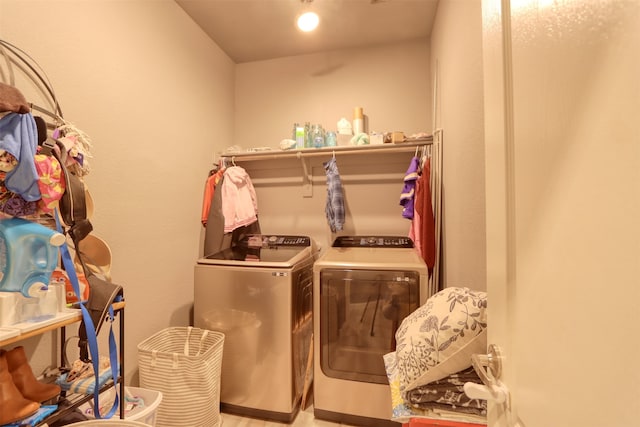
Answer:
353, 107, 364, 135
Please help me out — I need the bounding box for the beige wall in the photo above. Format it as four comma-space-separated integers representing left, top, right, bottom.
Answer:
430, 0, 486, 291
0, 0, 235, 383
234, 39, 431, 149
231, 40, 432, 251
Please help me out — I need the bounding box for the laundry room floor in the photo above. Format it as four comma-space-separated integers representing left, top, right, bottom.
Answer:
219, 405, 348, 426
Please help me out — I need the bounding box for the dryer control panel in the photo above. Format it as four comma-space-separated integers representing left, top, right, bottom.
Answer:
332, 236, 414, 248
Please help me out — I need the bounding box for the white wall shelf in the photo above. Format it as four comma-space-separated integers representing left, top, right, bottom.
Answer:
221, 139, 434, 197
222, 138, 433, 162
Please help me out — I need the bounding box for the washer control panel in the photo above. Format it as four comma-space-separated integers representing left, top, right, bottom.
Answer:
245, 235, 311, 247
266, 235, 310, 246
332, 236, 414, 248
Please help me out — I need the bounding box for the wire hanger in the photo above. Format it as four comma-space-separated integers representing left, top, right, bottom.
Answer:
418, 145, 431, 170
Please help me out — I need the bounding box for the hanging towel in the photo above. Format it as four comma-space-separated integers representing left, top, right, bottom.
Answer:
0, 113, 41, 201
409, 157, 436, 276
323, 157, 345, 232
399, 156, 420, 220
221, 166, 258, 233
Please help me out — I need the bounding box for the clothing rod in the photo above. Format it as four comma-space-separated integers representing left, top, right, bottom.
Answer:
222, 139, 433, 162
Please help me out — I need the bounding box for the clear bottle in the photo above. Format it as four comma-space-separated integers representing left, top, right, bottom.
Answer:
295, 124, 305, 148
312, 124, 325, 148
325, 131, 337, 147
292, 123, 299, 140
304, 122, 312, 148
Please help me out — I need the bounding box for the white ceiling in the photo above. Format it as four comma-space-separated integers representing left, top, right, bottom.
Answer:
175, 0, 439, 63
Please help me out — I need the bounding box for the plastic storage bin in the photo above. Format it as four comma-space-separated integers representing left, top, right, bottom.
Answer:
78, 386, 163, 427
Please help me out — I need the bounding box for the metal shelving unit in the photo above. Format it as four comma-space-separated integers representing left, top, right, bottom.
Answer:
0, 302, 125, 425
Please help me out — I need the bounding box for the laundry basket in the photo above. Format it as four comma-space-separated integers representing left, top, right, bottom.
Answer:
137, 327, 224, 427
78, 386, 163, 427
69, 421, 152, 426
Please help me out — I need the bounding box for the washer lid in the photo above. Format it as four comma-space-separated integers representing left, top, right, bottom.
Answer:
315, 246, 426, 270
197, 234, 312, 267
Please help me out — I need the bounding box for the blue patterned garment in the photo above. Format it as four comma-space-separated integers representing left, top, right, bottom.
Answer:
0, 113, 41, 201
323, 158, 344, 232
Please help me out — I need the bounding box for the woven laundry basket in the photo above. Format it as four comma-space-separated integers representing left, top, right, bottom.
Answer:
137, 327, 225, 427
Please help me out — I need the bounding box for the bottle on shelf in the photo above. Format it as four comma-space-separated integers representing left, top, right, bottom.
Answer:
295, 124, 305, 148
304, 122, 312, 148
353, 107, 364, 135
325, 131, 337, 147
312, 124, 325, 148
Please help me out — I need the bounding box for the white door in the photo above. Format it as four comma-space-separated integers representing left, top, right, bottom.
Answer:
481, 1, 640, 426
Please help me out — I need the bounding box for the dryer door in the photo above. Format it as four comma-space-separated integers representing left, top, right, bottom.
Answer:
319, 268, 420, 384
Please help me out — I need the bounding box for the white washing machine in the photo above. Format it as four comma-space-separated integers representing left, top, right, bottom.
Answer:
194, 234, 314, 423
313, 236, 430, 427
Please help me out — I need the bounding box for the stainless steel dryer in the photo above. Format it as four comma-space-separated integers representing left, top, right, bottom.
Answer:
194, 235, 314, 423
313, 236, 430, 427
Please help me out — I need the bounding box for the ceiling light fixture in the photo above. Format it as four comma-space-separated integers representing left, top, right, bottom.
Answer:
297, 0, 319, 32
297, 11, 319, 32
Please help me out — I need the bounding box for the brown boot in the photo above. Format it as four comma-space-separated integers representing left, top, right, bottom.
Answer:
0, 350, 40, 425
5, 346, 61, 403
